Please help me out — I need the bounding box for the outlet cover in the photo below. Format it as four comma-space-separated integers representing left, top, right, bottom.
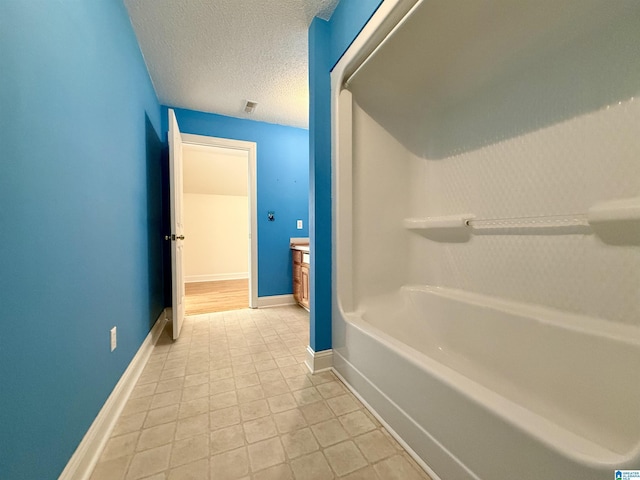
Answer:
110, 326, 117, 352
297, 220, 303, 229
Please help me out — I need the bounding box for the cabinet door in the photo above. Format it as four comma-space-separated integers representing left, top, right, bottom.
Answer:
301, 264, 310, 308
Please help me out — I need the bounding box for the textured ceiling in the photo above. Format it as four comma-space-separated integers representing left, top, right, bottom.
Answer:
124, 0, 340, 129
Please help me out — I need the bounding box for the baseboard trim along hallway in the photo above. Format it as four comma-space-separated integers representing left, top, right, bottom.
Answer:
305, 346, 333, 374
59, 310, 168, 480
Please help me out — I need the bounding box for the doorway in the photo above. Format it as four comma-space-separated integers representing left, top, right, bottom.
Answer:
180, 134, 257, 313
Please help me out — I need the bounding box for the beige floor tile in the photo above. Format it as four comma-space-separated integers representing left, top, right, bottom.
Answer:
89, 455, 130, 480
210, 390, 238, 411
130, 383, 157, 400
175, 412, 209, 440
150, 390, 183, 410
247, 437, 285, 472
251, 352, 273, 363
355, 429, 396, 463
290, 451, 334, 480
181, 382, 210, 402
101, 431, 139, 461
112, 412, 146, 437
300, 401, 334, 425
144, 404, 179, 428
275, 355, 297, 367
210, 405, 241, 430
308, 371, 335, 385
169, 433, 209, 468
237, 385, 265, 403
292, 387, 322, 406
311, 418, 349, 447
90, 307, 431, 480
136, 422, 176, 451
280, 364, 307, 378
267, 393, 297, 413
235, 373, 260, 389
340, 465, 381, 480
258, 369, 285, 384
261, 379, 290, 397
373, 454, 427, 480
155, 377, 185, 394
286, 375, 314, 391
316, 381, 346, 399
210, 377, 236, 394
126, 444, 171, 479
239, 399, 270, 421
210, 446, 249, 479
210, 424, 246, 454
326, 394, 359, 416
324, 440, 368, 476
178, 397, 210, 419
252, 463, 294, 480
338, 410, 376, 437
167, 457, 209, 480
210, 367, 233, 381
273, 408, 307, 434
121, 396, 153, 417
254, 359, 278, 372
243, 415, 278, 443
183, 372, 210, 388
281, 428, 319, 459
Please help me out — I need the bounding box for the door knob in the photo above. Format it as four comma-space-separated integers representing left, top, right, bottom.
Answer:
164, 234, 185, 241
176, 235, 185, 240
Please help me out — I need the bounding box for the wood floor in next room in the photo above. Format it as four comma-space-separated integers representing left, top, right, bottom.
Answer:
89, 305, 431, 480
185, 279, 249, 315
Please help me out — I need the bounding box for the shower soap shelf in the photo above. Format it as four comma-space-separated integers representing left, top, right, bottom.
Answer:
404, 197, 640, 236
403, 215, 472, 231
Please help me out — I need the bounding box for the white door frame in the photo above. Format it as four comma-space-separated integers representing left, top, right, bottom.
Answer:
181, 133, 258, 308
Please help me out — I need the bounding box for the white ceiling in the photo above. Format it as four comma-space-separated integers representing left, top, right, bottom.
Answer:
183, 144, 249, 197
124, 0, 340, 129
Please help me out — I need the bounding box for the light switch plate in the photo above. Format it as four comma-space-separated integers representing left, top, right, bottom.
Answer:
297, 220, 303, 229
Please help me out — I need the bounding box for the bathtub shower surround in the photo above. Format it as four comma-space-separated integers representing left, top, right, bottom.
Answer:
331, 1, 640, 479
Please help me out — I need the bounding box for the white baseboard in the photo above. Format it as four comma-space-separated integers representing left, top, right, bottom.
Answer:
59, 309, 168, 480
255, 294, 296, 308
305, 346, 334, 374
185, 272, 248, 283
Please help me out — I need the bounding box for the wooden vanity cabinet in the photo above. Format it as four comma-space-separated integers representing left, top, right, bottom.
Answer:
292, 249, 310, 310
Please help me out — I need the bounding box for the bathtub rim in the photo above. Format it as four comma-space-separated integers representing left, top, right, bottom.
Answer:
339, 305, 638, 468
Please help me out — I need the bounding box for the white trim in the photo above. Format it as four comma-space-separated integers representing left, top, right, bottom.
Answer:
180, 133, 258, 309
185, 272, 248, 283
255, 294, 296, 308
331, 364, 445, 480
59, 310, 168, 480
304, 346, 334, 374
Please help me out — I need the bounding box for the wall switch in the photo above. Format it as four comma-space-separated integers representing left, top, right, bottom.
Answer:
296, 220, 303, 229
110, 326, 117, 352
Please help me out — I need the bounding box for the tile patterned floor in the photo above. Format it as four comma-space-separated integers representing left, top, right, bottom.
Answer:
90, 305, 431, 480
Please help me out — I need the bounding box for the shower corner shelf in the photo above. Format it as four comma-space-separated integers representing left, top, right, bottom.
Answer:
403, 215, 473, 231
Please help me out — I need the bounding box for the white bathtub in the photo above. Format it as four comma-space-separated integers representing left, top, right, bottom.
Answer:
330, 1, 640, 478
333, 285, 640, 479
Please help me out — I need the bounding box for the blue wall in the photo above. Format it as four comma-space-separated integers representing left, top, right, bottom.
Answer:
308, 0, 383, 352
0, 1, 163, 478
162, 107, 309, 298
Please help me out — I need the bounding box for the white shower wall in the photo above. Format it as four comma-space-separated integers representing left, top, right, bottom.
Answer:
332, 1, 640, 478
348, 1, 640, 327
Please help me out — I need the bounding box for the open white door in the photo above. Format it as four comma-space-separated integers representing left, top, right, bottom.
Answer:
168, 109, 185, 339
